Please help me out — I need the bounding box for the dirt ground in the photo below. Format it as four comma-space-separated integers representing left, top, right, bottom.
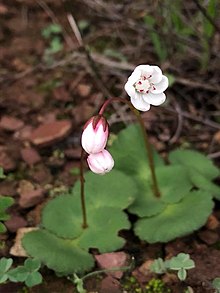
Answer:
0, 0, 220, 292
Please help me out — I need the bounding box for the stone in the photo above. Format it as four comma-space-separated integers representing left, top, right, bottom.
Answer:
20, 147, 41, 165
5, 215, 27, 233
0, 151, 16, 171
100, 275, 121, 293
53, 86, 71, 102
95, 252, 129, 279
0, 116, 24, 131
198, 230, 219, 245
10, 227, 38, 257
77, 83, 91, 97
30, 120, 72, 146
206, 214, 219, 230
18, 180, 45, 208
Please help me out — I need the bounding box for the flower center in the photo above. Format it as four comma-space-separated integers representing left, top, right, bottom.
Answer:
134, 77, 151, 94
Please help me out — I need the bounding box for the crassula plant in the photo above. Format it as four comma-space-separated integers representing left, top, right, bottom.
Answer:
22, 64, 219, 276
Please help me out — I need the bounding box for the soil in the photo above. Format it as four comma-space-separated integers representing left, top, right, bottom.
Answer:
0, 0, 220, 292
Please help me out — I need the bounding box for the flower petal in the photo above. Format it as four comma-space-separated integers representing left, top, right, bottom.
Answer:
130, 94, 151, 111
149, 66, 163, 84
127, 68, 142, 84
143, 92, 166, 106
124, 81, 136, 99
150, 75, 168, 94
135, 65, 153, 76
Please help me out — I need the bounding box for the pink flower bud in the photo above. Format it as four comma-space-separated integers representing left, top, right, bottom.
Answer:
87, 149, 114, 175
81, 116, 109, 154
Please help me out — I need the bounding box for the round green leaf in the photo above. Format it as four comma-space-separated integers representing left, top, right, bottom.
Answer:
22, 230, 94, 274
110, 124, 164, 176
110, 124, 166, 217
24, 258, 41, 272
25, 271, 42, 287
42, 194, 83, 239
0, 274, 7, 283
169, 149, 219, 180
8, 267, 28, 282
0, 257, 13, 273
72, 170, 137, 210
78, 207, 130, 252
189, 170, 220, 200
0, 196, 14, 221
156, 165, 193, 204
135, 191, 214, 243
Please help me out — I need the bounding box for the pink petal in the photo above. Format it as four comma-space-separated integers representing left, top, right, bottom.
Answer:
143, 92, 166, 106
151, 75, 168, 94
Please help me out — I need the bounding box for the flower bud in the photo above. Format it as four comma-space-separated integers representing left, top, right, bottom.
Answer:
87, 149, 114, 175
81, 116, 109, 154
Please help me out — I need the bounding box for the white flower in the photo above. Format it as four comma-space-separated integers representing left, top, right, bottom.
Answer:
81, 116, 109, 154
124, 65, 169, 111
87, 149, 114, 175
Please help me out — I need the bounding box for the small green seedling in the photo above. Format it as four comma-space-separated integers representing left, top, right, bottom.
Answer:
0, 168, 14, 233
0, 258, 13, 283
212, 278, 220, 293
8, 258, 42, 287
41, 23, 63, 64
0, 257, 42, 287
0, 168, 6, 179
150, 258, 167, 274
69, 258, 135, 293
167, 253, 195, 281
150, 253, 195, 281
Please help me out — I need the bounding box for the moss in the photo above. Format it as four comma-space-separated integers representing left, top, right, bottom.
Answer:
145, 278, 171, 293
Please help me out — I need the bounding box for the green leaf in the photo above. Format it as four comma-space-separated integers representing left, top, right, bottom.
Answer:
166, 73, 175, 87
8, 267, 28, 282
49, 37, 63, 53
110, 124, 166, 217
42, 170, 136, 239
150, 258, 167, 274
42, 24, 62, 38
169, 149, 219, 180
22, 230, 94, 274
25, 271, 42, 287
42, 193, 83, 239
72, 170, 137, 210
212, 277, 220, 292
0, 258, 13, 273
168, 253, 195, 270
0, 196, 14, 221
189, 171, 220, 200
78, 20, 90, 32
156, 165, 193, 204
111, 124, 164, 175
0, 168, 6, 179
0, 274, 7, 283
0, 222, 6, 233
24, 258, 41, 272
177, 268, 187, 281
135, 191, 214, 243
78, 207, 130, 252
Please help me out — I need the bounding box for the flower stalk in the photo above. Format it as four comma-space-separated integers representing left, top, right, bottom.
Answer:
99, 97, 160, 198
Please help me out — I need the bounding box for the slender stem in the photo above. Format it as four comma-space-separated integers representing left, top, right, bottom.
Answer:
99, 97, 160, 198
80, 148, 88, 228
